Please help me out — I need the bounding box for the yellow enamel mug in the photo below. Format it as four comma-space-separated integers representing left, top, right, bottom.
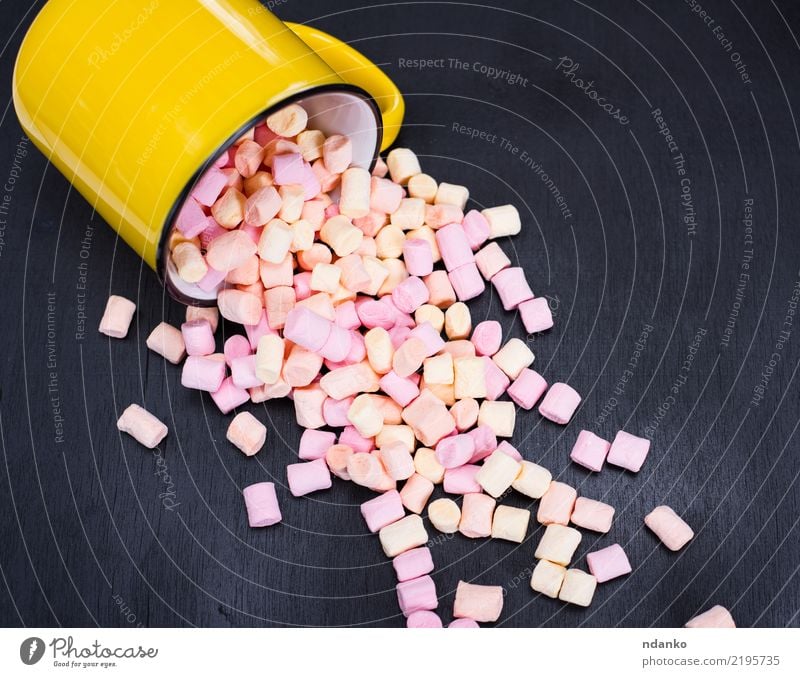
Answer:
13, 0, 404, 302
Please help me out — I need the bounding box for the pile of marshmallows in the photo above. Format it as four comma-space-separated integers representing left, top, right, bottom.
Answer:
101, 102, 735, 629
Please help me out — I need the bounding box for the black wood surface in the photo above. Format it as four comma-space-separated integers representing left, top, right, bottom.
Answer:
1, 0, 799, 628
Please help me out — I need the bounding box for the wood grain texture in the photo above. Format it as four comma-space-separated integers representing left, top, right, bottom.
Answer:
0, 0, 798, 628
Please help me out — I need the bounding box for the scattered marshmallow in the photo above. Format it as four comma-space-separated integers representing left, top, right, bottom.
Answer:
116, 404, 168, 449
242, 482, 282, 527
607, 430, 651, 472
645, 505, 694, 551
558, 569, 597, 607
685, 605, 736, 628
227, 411, 266, 456
535, 524, 582, 566
453, 581, 504, 622
586, 544, 631, 583
99, 295, 136, 338
530, 560, 566, 598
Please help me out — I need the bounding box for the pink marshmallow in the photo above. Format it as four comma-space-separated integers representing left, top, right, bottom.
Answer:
224, 334, 251, 367
230, 354, 262, 389
468, 425, 498, 462
461, 209, 490, 250
483, 356, 511, 401
361, 489, 405, 532
685, 606, 736, 629
322, 397, 354, 427
286, 458, 332, 497
471, 320, 502, 356
453, 581, 503, 623
210, 377, 250, 414
356, 299, 395, 330
176, 197, 208, 236
197, 265, 227, 292
448, 262, 485, 301
340, 426, 375, 454
409, 322, 446, 357
283, 307, 333, 352
645, 505, 694, 551
242, 482, 282, 527
318, 323, 353, 362
243, 310, 276, 350
298, 429, 336, 461
191, 167, 228, 206
586, 544, 631, 583
435, 434, 476, 468
507, 368, 548, 410
407, 610, 442, 628
403, 238, 434, 276
491, 267, 534, 310
380, 370, 420, 407
538, 382, 581, 424
448, 618, 480, 628
436, 223, 474, 272
396, 575, 438, 616
519, 297, 553, 333
392, 276, 430, 314
370, 176, 404, 213
474, 242, 511, 280
181, 355, 226, 392
272, 153, 305, 185
570, 430, 611, 472
607, 430, 651, 472
443, 464, 481, 494
334, 300, 361, 330
392, 547, 434, 582
181, 319, 215, 356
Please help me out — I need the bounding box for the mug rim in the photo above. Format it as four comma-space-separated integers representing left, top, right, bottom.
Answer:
159, 82, 383, 307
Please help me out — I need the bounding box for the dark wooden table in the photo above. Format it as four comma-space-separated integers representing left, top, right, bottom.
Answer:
1, 0, 798, 628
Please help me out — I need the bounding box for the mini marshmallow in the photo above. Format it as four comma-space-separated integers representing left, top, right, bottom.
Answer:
320, 362, 381, 400
586, 544, 632, 583
401, 389, 456, 447
507, 368, 548, 410
227, 411, 266, 456
607, 430, 651, 472
445, 302, 471, 340
407, 610, 442, 628
181, 319, 215, 356
468, 425, 497, 462
414, 447, 445, 484
396, 575, 438, 616
99, 295, 136, 338
186, 306, 219, 333
286, 458, 332, 497
448, 619, 480, 628
298, 429, 336, 461
538, 382, 581, 424
442, 464, 482, 494
428, 497, 461, 533
392, 337, 428, 377
450, 398, 479, 432
471, 320, 502, 356
283, 306, 332, 352
685, 606, 736, 629
477, 401, 516, 438
245, 186, 281, 226
558, 569, 597, 607
425, 203, 463, 229
461, 210, 490, 250
476, 449, 521, 498
321, 134, 352, 173
258, 218, 294, 263
570, 430, 611, 472
453, 356, 487, 399
320, 215, 363, 256
283, 345, 323, 388
255, 334, 284, 385
570, 497, 615, 533
519, 297, 554, 333
325, 444, 354, 479
436, 223, 474, 272
448, 262, 485, 301
379, 514, 429, 557
415, 304, 445, 333
386, 148, 422, 184
645, 505, 694, 551
309, 262, 341, 293
212, 188, 246, 228
393, 546, 434, 582
435, 434, 475, 468
380, 370, 420, 408
407, 173, 437, 203
453, 581, 503, 623
459, 493, 495, 538
347, 393, 385, 438
296, 129, 325, 162
492, 338, 534, 379
206, 229, 257, 272
242, 482, 282, 527
323, 397, 353, 428
424, 353, 454, 385
435, 182, 469, 210
217, 289, 263, 325
392, 276, 430, 314
403, 238, 434, 277
474, 242, 511, 280
530, 560, 566, 599
370, 176, 404, 213
376, 424, 415, 451
491, 505, 530, 543
361, 490, 405, 532
347, 452, 383, 489
146, 322, 186, 364
211, 377, 250, 414
495, 440, 522, 462
181, 355, 226, 392
482, 204, 521, 238
400, 473, 435, 514
266, 103, 308, 137
491, 267, 534, 310
534, 524, 582, 566
339, 167, 371, 218
116, 404, 168, 449
482, 357, 511, 401
537, 481, 577, 525
379, 441, 415, 480
390, 198, 426, 230
424, 270, 457, 308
